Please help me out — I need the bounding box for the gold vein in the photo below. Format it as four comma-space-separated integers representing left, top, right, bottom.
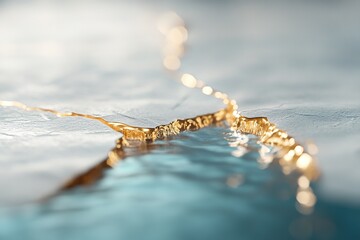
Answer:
0, 12, 320, 214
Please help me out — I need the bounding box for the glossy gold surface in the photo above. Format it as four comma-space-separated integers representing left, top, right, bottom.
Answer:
161, 12, 319, 214
0, 12, 319, 214
232, 116, 319, 213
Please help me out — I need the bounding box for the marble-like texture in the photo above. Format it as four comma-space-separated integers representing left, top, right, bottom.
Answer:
176, 0, 360, 204
0, 0, 223, 204
0, 0, 359, 213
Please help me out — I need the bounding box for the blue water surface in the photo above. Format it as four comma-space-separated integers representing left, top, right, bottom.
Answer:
0, 127, 359, 240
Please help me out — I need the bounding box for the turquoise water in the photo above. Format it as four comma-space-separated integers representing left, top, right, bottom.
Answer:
0, 127, 359, 239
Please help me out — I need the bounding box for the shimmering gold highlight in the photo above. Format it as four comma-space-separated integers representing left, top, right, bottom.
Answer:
160, 12, 319, 214
0, 12, 320, 215
0, 100, 230, 141
231, 117, 319, 213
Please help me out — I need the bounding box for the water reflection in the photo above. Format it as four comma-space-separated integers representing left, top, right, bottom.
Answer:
1, 127, 357, 240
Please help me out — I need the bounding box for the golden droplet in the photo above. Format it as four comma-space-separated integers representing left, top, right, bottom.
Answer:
202, 86, 213, 95
181, 73, 197, 88
283, 150, 295, 162
298, 176, 310, 189
296, 153, 312, 170
294, 145, 304, 155
296, 190, 317, 207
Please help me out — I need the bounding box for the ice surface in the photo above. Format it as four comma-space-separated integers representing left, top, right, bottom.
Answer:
0, 0, 359, 207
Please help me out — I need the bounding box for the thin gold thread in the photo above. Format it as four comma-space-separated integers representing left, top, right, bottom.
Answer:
160, 12, 319, 213
0, 12, 319, 213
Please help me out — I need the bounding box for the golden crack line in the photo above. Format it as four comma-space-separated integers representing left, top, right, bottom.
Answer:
0, 100, 231, 194
232, 116, 319, 214
161, 12, 319, 214
1, 13, 321, 214
0, 100, 231, 141
232, 116, 319, 181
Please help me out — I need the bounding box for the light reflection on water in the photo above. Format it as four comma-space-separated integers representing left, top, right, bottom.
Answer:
0, 127, 359, 239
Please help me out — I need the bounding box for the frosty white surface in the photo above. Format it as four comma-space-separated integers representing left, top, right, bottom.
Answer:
0, 1, 224, 204
0, 1, 359, 204
180, 1, 360, 203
